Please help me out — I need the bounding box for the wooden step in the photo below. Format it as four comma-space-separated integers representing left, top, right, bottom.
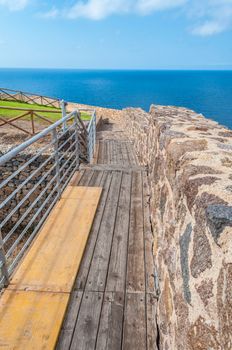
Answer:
0, 290, 69, 349
0, 186, 102, 349
9, 186, 102, 293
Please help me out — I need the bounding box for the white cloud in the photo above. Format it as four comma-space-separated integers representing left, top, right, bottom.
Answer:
136, 0, 187, 14
64, 0, 186, 19
65, 0, 131, 20
189, 0, 232, 36
41, 7, 59, 19
192, 21, 226, 36
41, 0, 232, 36
0, 0, 29, 11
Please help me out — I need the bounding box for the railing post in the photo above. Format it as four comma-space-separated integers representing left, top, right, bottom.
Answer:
60, 100, 67, 131
31, 111, 35, 135
0, 228, 9, 287
87, 127, 91, 163
52, 128, 62, 198
74, 112, 80, 169
93, 111, 96, 152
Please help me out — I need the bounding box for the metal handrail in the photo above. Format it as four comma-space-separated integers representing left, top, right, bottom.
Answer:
0, 110, 76, 166
0, 104, 97, 288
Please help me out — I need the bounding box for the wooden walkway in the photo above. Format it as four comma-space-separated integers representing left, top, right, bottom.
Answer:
57, 119, 157, 350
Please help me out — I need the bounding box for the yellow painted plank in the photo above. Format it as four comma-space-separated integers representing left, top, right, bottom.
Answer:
69, 171, 83, 186
9, 187, 102, 293
0, 290, 69, 350
61, 185, 90, 199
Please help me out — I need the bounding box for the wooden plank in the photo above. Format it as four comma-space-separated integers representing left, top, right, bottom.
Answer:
56, 291, 83, 350
81, 164, 144, 172
122, 292, 147, 350
121, 142, 129, 166
9, 187, 102, 293
147, 293, 158, 350
70, 291, 103, 350
0, 290, 69, 350
78, 169, 94, 186
127, 142, 138, 166
74, 172, 112, 291
88, 170, 104, 187
69, 170, 85, 186
96, 292, 124, 350
143, 172, 155, 293
86, 171, 122, 292
106, 172, 131, 293
97, 140, 104, 164
110, 140, 114, 165
126, 171, 146, 292
93, 141, 100, 164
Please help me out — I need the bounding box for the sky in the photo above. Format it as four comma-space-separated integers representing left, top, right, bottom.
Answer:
0, 0, 232, 69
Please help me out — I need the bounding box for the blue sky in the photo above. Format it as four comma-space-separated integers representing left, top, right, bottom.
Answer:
0, 0, 232, 69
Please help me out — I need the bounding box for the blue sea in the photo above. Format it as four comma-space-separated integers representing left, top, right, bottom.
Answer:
0, 69, 232, 129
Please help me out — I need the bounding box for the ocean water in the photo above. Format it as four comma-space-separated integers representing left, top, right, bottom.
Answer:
0, 69, 232, 129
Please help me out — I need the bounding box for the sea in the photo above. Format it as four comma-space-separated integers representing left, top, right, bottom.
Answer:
0, 68, 231, 129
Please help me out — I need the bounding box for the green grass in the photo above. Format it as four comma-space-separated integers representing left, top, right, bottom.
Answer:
0, 100, 91, 122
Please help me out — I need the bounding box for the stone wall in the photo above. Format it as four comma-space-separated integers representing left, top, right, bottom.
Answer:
122, 105, 232, 350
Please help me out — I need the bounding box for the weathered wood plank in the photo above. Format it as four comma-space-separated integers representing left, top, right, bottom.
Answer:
70, 292, 103, 350
143, 171, 155, 293
147, 293, 158, 350
78, 169, 94, 186
96, 292, 124, 350
122, 292, 147, 350
69, 170, 85, 186
80, 164, 144, 172
56, 291, 83, 350
86, 171, 122, 292
97, 140, 104, 164
127, 141, 138, 166
106, 172, 131, 293
88, 170, 104, 187
74, 171, 112, 291
126, 171, 146, 292
120, 142, 129, 166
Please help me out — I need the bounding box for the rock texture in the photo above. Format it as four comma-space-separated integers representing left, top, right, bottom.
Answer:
121, 105, 232, 350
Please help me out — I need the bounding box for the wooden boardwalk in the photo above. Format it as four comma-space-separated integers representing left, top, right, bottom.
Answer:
57, 119, 157, 350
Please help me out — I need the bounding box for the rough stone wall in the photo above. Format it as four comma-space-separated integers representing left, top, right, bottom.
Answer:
123, 105, 232, 350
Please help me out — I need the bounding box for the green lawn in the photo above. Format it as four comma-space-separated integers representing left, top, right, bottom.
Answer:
0, 100, 91, 122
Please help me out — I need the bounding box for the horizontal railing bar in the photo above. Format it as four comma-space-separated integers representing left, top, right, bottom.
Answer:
57, 132, 76, 153
6, 184, 60, 259
60, 157, 77, 184
59, 151, 76, 174
61, 164, 77, 193
0, 275, 4, 287
0, 110, 77, 166
3, 172, 58, 244
56, 123, 76, 140
0, 152, 55, 212
0, 140, 56, 190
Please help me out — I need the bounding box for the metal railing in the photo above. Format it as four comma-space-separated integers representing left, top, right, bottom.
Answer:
87, 109, 97, 162
0, 87, 60, 108
0, 105, 97, 288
